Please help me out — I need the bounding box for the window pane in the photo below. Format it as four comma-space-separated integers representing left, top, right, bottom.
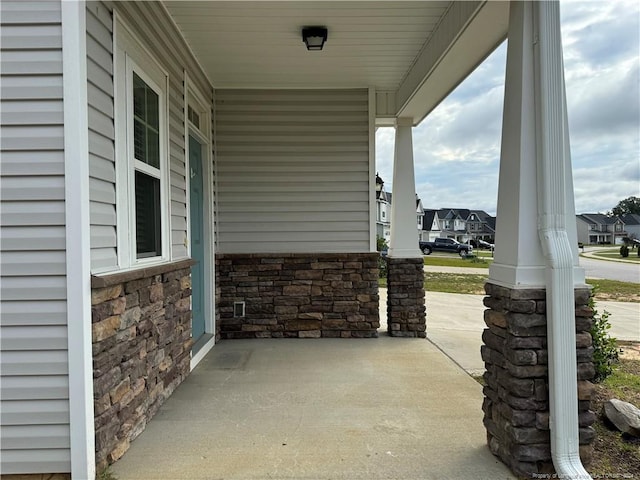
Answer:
135, 171, 161, 258
146, 88, 159, 130
147, 129, 159, 167
188, 105, 200, 129
133, 118, 146, 161
132, 72, 160, 169
133, 74, 146, 119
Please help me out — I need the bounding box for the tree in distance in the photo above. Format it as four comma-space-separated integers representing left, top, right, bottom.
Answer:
611, 196, 640, 216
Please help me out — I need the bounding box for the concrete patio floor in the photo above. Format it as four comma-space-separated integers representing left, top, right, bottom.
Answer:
111, 337, 515, 480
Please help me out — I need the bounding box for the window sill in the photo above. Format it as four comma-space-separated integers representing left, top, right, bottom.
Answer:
91, 258, 197, 288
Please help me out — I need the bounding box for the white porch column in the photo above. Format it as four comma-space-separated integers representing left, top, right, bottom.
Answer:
482, 2, 592, 478
489, 1, 584, 288
388, 118, 421, 258
489, 0, 545, 288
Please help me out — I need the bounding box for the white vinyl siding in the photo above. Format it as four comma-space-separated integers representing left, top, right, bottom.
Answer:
87, 1, 117, 271
0, 0, 71, 474
215, 89, 370, 253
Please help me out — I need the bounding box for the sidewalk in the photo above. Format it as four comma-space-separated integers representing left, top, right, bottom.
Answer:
379, 288, 639, 376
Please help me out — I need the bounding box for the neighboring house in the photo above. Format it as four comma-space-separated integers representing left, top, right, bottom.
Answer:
421, 208, 496, 243
421, 209, 463, 241
0, 2, 594, 479
375, 175, 391, 243
421, 209, 440, 241
415, 196, 425, 238
576, 214, 627, 245
465, 210, 496, 244
621, 214, 640, 240
376, 188, 422, 244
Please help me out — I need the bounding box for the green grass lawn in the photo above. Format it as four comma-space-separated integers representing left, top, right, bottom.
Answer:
423, 272, 489, 294
380, 273, 639, 302
423, 255, 491, 268
589, 248, 640, 262
586, 279, 640, 302
380, 272, 488, 294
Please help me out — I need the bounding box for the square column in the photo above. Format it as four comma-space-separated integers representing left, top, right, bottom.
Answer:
484, 2, 594, 477
388, 118, 422, 259
386, 118, 425, 337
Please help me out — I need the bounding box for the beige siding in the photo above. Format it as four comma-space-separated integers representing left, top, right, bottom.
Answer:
0, 0, 70, 474
215, 89, 370, 253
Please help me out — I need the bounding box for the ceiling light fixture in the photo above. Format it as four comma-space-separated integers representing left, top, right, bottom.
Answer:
302, 26, 328, 51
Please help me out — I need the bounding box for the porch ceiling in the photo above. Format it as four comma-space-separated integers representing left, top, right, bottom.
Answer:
163, 1, 509, 124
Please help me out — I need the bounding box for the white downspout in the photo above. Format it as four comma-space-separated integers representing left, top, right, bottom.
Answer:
534, 2, 591, 479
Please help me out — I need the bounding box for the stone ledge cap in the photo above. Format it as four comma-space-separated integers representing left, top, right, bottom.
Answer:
91, 259, 197, 288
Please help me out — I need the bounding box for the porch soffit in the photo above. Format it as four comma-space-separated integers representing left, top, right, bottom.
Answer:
163, 1, 509, 124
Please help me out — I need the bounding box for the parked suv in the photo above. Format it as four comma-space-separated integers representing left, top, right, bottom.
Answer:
419, 238, 473, 257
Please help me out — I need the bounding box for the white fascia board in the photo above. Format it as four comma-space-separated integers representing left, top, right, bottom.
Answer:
397, 1, 509, 125
61, 1, 96, 478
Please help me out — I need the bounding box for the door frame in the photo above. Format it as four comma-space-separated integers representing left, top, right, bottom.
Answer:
184, 74, 216, 368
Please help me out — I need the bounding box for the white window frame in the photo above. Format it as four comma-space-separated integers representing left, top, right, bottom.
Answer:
114, 15, 170, 269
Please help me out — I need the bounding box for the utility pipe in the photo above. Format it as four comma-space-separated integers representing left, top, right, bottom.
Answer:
534, 2, 591, 479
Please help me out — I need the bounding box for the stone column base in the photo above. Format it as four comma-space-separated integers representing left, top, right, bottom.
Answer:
386, 257, 426, 338
482, 282, 595, 477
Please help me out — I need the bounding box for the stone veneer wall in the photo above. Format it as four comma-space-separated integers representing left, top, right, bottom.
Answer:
217, 253, 379, 338
90, 259, 195, 469
482, 282, 596, 477
215, 256, 221, 342
386, 257, 426, 337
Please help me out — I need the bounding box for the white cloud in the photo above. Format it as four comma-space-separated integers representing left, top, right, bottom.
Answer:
376, 0, 640, 216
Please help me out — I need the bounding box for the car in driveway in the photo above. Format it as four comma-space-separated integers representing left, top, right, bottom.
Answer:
419, 238, 474, 257
476, 239, 494, 250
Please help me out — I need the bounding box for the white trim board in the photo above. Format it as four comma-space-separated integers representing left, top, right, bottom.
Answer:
61, 1, 96, 478
185, 72, 217, 351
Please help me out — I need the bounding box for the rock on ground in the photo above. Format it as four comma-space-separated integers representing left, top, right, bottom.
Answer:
604, 398, 640, 437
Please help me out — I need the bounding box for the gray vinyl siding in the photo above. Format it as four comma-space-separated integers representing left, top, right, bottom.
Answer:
87, 1, 117, 271
215, 89, 371, 253
88, 1, 213, 269
114, 1, 212, 262
0, 0, 71, 474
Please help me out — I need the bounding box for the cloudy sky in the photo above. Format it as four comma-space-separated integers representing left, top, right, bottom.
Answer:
375, 0, 640, 216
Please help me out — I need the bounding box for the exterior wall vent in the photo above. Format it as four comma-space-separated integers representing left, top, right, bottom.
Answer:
233, 301, 245, 318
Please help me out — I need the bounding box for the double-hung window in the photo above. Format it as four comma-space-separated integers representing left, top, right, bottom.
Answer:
115, 17, 169, 268
132, 72, 162, 258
